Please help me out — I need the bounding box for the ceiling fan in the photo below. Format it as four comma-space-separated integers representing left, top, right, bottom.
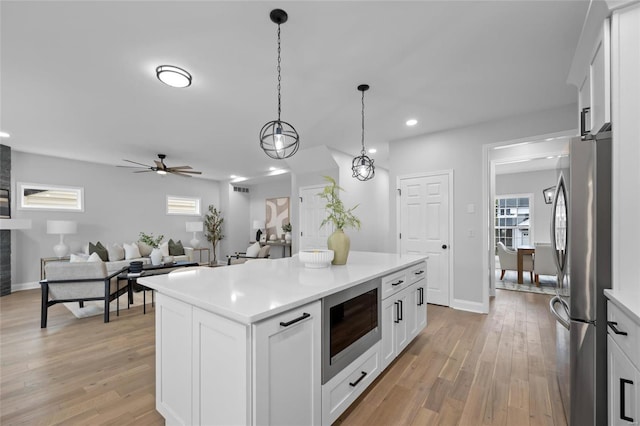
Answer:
118, 154, 202, 177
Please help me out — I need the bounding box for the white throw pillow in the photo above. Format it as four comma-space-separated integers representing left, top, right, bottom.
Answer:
245, 242, 261, 258
70, 253, 89, 262
159, 241, 169, 257
107, 244, 125, 261
87, 252, 103, 262
123, 242, 141, 260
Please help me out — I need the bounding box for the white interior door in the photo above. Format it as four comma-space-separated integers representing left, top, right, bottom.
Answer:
299, 185, 333, 250
399, 172, 451, 306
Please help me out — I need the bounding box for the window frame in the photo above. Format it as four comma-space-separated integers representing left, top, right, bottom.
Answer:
166, 195, 201, 216
17, 182, 84, 212
494, 193, 534, 250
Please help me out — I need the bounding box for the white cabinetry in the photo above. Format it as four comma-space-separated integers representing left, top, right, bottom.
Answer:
155, 293, 320, 426
253, 302, 321, 426
607, 300, 640, 425
381, 262, 427, 370
611, 2, 640, 295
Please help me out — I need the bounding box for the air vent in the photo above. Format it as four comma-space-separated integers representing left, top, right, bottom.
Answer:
233, 186, 249, 193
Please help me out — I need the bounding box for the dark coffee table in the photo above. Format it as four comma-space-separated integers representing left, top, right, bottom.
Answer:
118, 261, 199, 313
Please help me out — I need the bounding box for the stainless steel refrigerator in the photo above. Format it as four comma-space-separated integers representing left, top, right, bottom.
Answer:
549, 131, 612, 426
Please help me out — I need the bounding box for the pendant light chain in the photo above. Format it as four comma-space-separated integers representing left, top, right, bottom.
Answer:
361, 89, 366, 155
277, 24, 282, 121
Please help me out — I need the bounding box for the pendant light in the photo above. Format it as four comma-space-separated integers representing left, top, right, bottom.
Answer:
259, 9, 299, 159
352, 84, 375, 181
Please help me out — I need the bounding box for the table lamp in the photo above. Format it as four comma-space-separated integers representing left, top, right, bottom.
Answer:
253, 220, 264, 242
186, 221, 203, 248
46, 220, 77, 258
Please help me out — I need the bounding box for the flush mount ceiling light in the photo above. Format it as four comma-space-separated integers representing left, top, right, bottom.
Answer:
156, 65, 192, 88
406, 118, 418, 126
0, 131, 10, 138
352, 84, 375, 181
259, 9, 300, 160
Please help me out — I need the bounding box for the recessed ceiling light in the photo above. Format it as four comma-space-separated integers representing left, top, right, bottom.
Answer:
368, 148, 377, 154
230, 174, 237, 179
406, 119, 418, 127
156, 65, 192, 88
0, 131, 10, 138
269, 167, 277, 171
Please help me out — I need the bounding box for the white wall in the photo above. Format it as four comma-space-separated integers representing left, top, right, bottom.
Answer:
495, 169, 559, 244
11, 151, 220, 288
389, 104, 577, 312
332, 150, 391, 253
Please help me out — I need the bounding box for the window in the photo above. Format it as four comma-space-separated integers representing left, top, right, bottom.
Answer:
18, 182, 84, 212
166, 195, 201, 216
495, 195, 532, 249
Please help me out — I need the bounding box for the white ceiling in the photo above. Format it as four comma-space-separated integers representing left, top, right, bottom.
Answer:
0, 1, 588, 182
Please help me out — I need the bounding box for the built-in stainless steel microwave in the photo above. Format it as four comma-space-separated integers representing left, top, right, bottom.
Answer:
321, 277, 381, 384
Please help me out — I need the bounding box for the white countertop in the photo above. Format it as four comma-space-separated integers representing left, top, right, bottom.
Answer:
139, 251, 426, 324
604, 288, 640, 325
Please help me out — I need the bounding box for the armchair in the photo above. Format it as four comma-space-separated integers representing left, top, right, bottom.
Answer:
227, 245, 271, 265
533, 242, 557, 285
496, 242, 533, 282
40, 262, 128, 328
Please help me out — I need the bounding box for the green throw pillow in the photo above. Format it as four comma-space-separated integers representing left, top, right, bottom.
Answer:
168, 239, 185, 256
89, 241, 109, 261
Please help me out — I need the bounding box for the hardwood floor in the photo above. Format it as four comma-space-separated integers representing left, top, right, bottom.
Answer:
0, 288, 566, 425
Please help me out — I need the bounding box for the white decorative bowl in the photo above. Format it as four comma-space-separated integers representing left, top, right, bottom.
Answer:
299, 249, 334, 268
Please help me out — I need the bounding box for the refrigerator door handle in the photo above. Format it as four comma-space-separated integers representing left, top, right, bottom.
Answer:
550, 174, 568, 278
550, 296, 570, 330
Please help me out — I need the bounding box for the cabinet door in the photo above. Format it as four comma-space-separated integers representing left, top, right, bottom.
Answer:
253, 301, 321, 426
155, 293, 193, 426
590, 18, 611, 133
395, 288, 410, 352
608, 336, 639, 425
381, 296, 398, 369
192, 307, 250, 426
415, 283, 427, 335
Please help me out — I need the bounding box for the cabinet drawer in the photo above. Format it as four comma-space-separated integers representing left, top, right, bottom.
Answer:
608, 301, 640, 370
322, 342, 381, 425
408, 262, 427, 285
381, 270, 408, 299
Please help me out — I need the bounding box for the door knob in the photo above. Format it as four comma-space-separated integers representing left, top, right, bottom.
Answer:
442, 244, 448, 249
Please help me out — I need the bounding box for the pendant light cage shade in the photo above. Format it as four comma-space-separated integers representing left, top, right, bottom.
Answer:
352, 154, 375, 181
352, 83, 375, 181
260, 9, 299, 159
260, 120, 300, 160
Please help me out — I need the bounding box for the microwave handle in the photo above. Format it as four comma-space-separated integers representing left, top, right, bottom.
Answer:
581, 107, 590, 136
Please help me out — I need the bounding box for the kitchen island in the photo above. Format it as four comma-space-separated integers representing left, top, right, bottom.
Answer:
140, 251, 427, 425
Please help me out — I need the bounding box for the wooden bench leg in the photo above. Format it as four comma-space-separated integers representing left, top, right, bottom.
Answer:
500, 269, 506, 280
40, 282, 49, 328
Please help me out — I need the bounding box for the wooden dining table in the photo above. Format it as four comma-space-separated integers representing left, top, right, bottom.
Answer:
517, 246, 535, 284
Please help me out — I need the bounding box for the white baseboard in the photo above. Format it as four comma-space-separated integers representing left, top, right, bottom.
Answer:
12, 282, 39, 292
451, 298, 487, 314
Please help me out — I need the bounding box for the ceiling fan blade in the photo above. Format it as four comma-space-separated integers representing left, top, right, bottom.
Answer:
134, 170, 153, 173
123, 159, 153, 167
154, 160, 165, 169
169, 171, 193, 177
117, 165, 148, 169
170, 170, 202, 175
166, 165, 192, 170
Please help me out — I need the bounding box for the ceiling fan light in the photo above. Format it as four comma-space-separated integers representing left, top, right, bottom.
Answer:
156, 65, 192, 88
156, 169, 167, 175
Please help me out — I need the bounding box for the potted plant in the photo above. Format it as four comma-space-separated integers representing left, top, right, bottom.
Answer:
204, 205, 224, 265
318, 176, 361, 265
139, 232, 164, 265
282, 222, 292, 243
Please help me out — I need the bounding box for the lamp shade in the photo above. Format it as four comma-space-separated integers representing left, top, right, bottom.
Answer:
253, 220, 264, 230
46, 220, 77, 235
186, 221, 203, 232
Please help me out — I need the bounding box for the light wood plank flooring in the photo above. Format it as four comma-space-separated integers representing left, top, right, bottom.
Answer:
0, 288, 566, 425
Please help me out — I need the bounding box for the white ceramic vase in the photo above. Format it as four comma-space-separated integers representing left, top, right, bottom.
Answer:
150, 248, 162, 265
285, 232, 292, 243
